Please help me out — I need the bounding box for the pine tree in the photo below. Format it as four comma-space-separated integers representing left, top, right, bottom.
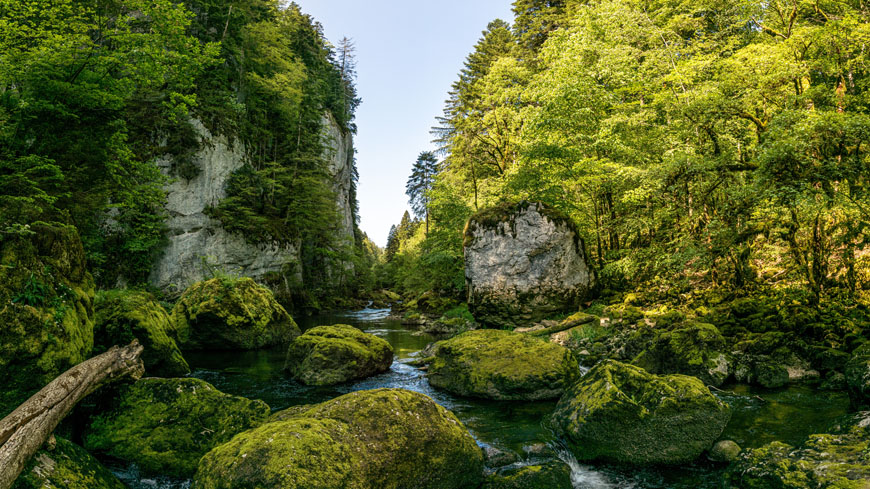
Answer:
406, 152, 439, 234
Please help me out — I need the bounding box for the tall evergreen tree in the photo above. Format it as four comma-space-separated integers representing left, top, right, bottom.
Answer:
406, 152, 439, 234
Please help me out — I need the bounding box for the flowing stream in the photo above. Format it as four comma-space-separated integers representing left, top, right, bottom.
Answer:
113, 307, 852, 489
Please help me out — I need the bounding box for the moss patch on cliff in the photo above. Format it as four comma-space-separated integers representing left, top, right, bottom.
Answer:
84, 377, 270, 477
284, 324, 393, 385
171, 277, 300, 350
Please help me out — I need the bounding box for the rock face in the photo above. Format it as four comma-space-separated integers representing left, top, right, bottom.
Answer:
285, 324, 393, 385
464, 202, 593, 327
94, 290, 189, 376
429, 330, 580, 401
0, 223, 95, 417
551, 360, 731, 465
84, 377, 270, 477
149, 116, 354, 295
195, 389, 485, 489
846, 343, 870, 406
171, 278, 300, 350
727, 412, 870, 488
12, 437, 125, 489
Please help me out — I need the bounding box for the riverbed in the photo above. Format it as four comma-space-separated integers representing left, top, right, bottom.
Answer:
113, 307, 852, 489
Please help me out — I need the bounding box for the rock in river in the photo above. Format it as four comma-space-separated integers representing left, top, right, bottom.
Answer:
194, 388, 485, 489
171, 277, 300, 350
551, 360, 731, 465
428, 329, 581, 401
284, 324, 393, 385
13, 437, 125, 489
846, 343, 870, 407
464, 201, 594, 328
84, 378, 270, 477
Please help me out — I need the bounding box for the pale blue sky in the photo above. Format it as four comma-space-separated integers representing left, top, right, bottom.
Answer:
297, 0, 515, 246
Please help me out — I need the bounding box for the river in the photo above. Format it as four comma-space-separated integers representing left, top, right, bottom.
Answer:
112, 307, 852, 489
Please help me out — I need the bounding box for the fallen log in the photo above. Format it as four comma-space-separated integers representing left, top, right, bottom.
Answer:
0, 341, 144, 489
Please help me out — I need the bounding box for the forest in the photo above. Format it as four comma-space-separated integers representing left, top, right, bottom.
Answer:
1, 0, 869, 488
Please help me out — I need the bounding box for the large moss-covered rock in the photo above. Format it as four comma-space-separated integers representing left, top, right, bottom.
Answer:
429, 329, 580, 400
94, 290, 189, 377
845, 343, 870, 406
482, 462, 573, 489
632, 323, 731, 387
0, 223, 95, 417
12, 437, 125, 489
171, 277, 300, 350
84, 377, 270, 477
464, 202, 594, 328
733, 332, 818, 388
284, 324, 393, 385
552, 360, 731, 465
726, 412, 870, 488
195, 388, 484, 489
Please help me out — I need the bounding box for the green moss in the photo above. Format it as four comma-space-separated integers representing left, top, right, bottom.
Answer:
429, 330, 580, 401
632, 323, 730, 387
0, 223, 95, 417
195, 389, 485, 489
94, 290, 189, 377
728, 413, 870, 488
845, 343, 870, 406
84, 377, 270, 477
284, 324, 393, 385
12, 438, 125, 489
171, 278, 300, 350
552, 360, 731, 465
483, 462, 573, 489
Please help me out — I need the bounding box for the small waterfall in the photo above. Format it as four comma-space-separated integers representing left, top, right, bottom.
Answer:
554, 443, 622, 489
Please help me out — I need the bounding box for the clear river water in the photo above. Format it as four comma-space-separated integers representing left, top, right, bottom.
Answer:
112, 307, 852, 489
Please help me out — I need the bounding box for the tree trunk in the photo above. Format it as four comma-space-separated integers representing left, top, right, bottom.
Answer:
0, 341, 145, 489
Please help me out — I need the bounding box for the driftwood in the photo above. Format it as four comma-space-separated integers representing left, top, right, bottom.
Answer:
529, 313, 597, 337
0, 341, 144, 489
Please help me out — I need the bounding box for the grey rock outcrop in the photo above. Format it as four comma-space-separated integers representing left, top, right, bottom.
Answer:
149, 116, 354, 295
464, 202, 594, 327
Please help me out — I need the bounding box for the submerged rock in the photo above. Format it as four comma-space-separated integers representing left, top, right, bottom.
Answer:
12, 437, 125, 489
195, 388, 485, 489
482, 462, 573, 489
464, 202, 594, 328
551, 360, 731, 465
171, 277, 300, 350
0, 223, 95, 417
632, 323, 731, 387
94, 290, 189, 377
846, 343, 870, 406
708, 440, 742, 463
727, 412, 870, 488
84, 377, 270, 477
284, 324, 393, 385
429, 330, 580, 400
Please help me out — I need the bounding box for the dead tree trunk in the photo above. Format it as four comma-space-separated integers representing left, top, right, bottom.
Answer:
0, 341, 144, 489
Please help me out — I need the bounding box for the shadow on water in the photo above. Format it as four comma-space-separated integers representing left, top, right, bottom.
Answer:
123, 307, 852, 489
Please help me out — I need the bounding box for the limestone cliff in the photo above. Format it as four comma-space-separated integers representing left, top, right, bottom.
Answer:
149, 116, 355, 295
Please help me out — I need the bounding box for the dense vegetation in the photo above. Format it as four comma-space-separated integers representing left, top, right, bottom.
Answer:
0, 0, 372, 304
385, 0, 870, 320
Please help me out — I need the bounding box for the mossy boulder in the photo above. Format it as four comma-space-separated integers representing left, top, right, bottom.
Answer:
171, 277, 300, 350
84, 377, 270, 477
194, 388, 485, 489
284, 324, 393, 385
845, 343, 870, 406
12, 437, 125, 489
551, 360, 731, 465
429, 330, 580, 400
632, 323, 731, 387
733, 332, 818, 388
708, 440, 742, 463
482, 462, 573, 489
0, 223, 95, 417
94, 290, 189, 377
726, 412, 870, 488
